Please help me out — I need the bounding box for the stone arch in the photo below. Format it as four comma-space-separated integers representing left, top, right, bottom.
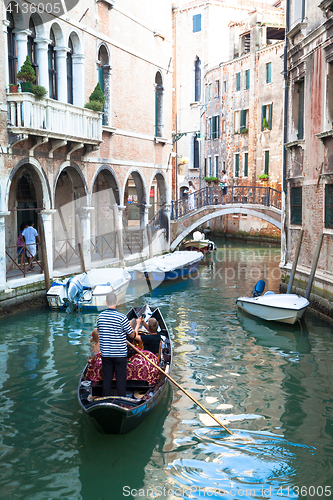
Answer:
53, 162, 89, 254
29, 12, 46, 37
148, 170, 168, 218
49, 21, 65, 46
171, 207, 281, 251
68, 30, 82, 53
6, 158, 52, 261
91, 165, 120, 205
5, 1, 24, 30
123, 169, 148, 228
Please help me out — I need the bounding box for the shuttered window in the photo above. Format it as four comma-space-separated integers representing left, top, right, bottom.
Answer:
325, 184, 333, 229
261, 104, 273, 130
290, 187, 302, 225
236, 72, 241, 91
264, 151, 269, 175
215, 156, 219, 177
266, 62, 271, 84
244, 153, 248, 177
297, 79, 304, 140
240, 109, 247, 131
235, 154, 240, 177
245, 69, 250, 90
212, 115, 219, 139
193, 14, 201, 32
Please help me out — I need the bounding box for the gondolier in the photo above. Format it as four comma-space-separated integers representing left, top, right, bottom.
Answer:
97, 291, 137, 397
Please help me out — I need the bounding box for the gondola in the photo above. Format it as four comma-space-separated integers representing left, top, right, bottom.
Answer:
78, 305, 172, 434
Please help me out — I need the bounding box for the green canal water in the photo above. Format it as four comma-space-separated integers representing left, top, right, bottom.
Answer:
0, 240, 333, 499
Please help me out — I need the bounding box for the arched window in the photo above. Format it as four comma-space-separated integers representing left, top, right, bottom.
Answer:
48, 28, 57, 100
7, 10, 17, 84
155, 72, 164, 137
67, 37, 73, 104
98, 45, 110, 125
195, 57, 201, 102
28, 17, 38, 83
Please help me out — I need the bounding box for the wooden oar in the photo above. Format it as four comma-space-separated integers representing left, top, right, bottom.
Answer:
127, 340, 233, 435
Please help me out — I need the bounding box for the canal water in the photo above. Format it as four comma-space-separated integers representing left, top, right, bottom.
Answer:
0, 240, 333, 500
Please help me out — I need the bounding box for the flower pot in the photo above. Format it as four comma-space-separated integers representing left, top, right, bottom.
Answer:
20, 82, 32, 92
9, 85, 19, 93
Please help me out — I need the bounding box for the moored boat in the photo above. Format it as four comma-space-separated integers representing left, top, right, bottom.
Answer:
77, 305, 172, 434
183, 231, 216, 254
46, 268, 131, 311
236, 280, 309, 325
128, 251, 203, 283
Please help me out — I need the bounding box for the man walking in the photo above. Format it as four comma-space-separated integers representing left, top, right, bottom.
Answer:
97, 291, 138, 397
21, 220, 40, 271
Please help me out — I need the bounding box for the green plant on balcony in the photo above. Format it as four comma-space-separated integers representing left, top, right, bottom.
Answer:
204, 176, 219, 183
258, 173, 269, 180
17, 56, 35, 92
262, 117, 269, 130
31, 84, 47, 100
9, 83, 19, 93
240, 127, 248, 134
84, 82, 105, 112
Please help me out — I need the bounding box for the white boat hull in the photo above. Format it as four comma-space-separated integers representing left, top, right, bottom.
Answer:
236, 293, 309, 325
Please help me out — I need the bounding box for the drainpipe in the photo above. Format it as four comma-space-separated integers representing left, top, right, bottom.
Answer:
281, 0, 290, 268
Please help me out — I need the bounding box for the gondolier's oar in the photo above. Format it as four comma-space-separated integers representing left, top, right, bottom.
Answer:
127, 340, 233, 435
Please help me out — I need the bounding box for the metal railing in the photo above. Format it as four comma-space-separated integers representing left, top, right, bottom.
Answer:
148, 209, 169, 241
91, 233, 117, 262
171, 185, 281, 221
53, 238, 81, 269
123, 228, 144, 254
6, 243, 43, 278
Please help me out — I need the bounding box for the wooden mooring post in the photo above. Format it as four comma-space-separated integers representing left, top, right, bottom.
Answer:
286, 228, 304, 294
305, 233, 324, 300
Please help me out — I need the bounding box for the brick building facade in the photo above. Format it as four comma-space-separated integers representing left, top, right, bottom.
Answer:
0, 0, 173, 288
281, 0, 333, 315
203, 6, 285, 237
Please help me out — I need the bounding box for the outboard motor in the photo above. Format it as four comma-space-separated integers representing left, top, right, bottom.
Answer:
67, 275, 84, 305
252, 279, 265, 298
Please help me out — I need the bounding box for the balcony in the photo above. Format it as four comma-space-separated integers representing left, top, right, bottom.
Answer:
7, 93, 103, 146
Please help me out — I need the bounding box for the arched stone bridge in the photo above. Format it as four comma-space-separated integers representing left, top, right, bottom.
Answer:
170, 185, 281, 251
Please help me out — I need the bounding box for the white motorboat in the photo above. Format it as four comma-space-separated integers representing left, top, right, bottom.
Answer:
236, 280, 309, 325
47, 268, 131, 311
128, 251, 203, 283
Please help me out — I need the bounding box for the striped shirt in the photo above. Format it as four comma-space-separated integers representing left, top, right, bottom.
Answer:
97, 308, 133, 357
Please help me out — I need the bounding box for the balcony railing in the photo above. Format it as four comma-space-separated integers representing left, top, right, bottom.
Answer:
7, 93, 103, 144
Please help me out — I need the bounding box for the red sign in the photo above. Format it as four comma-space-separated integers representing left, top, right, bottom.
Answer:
150, 188, 155, 197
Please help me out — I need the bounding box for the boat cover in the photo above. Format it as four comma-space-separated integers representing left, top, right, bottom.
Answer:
128, 251, 203, 274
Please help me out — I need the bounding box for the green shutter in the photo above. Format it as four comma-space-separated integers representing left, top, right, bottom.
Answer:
193, 14, 201, 32
244, 153, 248, 177
298, 80, 304, 140
261, 105, 266, 131
325, 184, 333, 229
98, 68, 105, 125
246, 69, 250, 90
235, 154, 239, 177
236, 73, 240, 91
264, 151, 269, 175
215, 156, 219, 177
204, 158, 207, 177
268, 103, 273, 130
266, 63, 271, 83
290, 187, 302, 225
240, 110, 247, 131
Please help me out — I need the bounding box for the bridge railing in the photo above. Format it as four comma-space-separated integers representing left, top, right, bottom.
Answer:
171, 185, 281, 221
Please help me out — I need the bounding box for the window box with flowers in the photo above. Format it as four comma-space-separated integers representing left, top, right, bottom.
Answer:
258, 173, 269, 181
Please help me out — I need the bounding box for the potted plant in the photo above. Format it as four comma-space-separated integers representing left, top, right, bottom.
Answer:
240, 127, 248, 134
31, 84, 47, 100
84, 82, 105, 112
17, 55, 36, 92
9, 83, 19, 93
262, 118, 269, 131
258, 173, 269, 181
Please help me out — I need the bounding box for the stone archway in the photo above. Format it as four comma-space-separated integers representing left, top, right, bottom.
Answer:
53, 163, 88, 269
91, 167, 120, 261
6, 160, 50, 274
123, 170, 147, 228
148, 171, 168, 220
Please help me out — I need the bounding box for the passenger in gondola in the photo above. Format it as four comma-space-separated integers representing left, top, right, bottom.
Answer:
134, 317, 161, 356
86, 329, 103, 382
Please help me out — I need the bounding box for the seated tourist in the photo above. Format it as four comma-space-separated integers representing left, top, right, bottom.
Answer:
134, 317, 161, 356
86, 329, 102, 382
